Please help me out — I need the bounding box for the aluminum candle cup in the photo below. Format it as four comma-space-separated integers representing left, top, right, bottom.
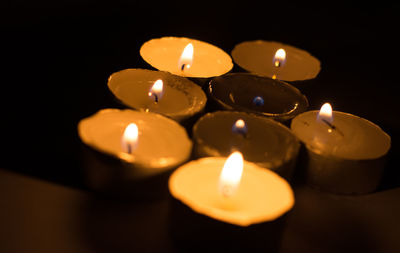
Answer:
207, 73, 308, 122
291, 109, 391, 194
107, 68, 207, 126
77, 109, 192, 199
168, 156, 294, 252
140, 37, 233, 78
231, 40, 321, 82
192, 111, 300, 180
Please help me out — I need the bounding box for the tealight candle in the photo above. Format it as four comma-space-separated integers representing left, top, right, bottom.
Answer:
192, 111, 300, 179
107, 68, 207, 123
207, 73, 308, 122
168, 153, 294, 251
140, 36, 233, 78
291, 103, 391, 194
231, 40, 321, 82
78, 108, 192, 198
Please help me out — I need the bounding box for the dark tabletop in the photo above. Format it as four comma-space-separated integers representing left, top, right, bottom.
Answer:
1, 168, 399, 253
0, 1, 399, 252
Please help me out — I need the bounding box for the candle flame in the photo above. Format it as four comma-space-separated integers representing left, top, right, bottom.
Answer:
317, 103, 333, 124
178, 43, 194, 71
273, 48, 286, 67
148, 79, 164, 102
252, 96, 264, 106
218, 151, 244, 198
121, 123, 139, 154
232, 119, 247, 136
234, 119, 245, 129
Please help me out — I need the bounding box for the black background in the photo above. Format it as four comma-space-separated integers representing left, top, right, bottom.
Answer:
1, 1, 399, 190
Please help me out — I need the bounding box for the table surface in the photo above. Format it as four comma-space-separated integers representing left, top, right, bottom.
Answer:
1, 168, 400, 253
1, 2, 399, 252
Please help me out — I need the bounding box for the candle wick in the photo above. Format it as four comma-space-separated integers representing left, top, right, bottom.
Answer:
148, 91, 159, 104
236, 131, 247, 138
274, 60, 281, 68
149, 92, 158, 103
321, 119, 344, 137
181, 64, 186, 71
221, 185, 233, 198
321, 119, 335, 129
127, 143, 132, 154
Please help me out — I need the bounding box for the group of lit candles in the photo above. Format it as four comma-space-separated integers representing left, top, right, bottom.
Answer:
77, 37, 391, 248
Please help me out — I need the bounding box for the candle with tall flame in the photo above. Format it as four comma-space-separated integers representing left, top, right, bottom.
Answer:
291, 103, 391, 194
140, 37, 233, 78
121, 123, 139, 154
168, 152, 294, 251
273, 48, 286, 67
218, 151, 243, 198
77, 109, 192, 198
107, 69, 207, 123
148, 79, 163, 103
231, 40, 320, 82
272, 48, 286, 79
178, 43, 193, 71
207, 73, 309, 122
192, 111, 300, 179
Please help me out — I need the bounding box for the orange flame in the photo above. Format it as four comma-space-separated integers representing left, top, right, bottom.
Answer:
178, 43, 194, 71
148, 79, 164, 102
273, 48, 286, 67
218, 151, 244, 197
121, 123, 139, 154
232, 119, 247, 135
317, 103, 333, 124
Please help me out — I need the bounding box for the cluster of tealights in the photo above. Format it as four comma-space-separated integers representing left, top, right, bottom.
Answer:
77, 37, 391, 251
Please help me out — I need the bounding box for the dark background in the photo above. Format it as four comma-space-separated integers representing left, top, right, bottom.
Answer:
1, 1, 399, 190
